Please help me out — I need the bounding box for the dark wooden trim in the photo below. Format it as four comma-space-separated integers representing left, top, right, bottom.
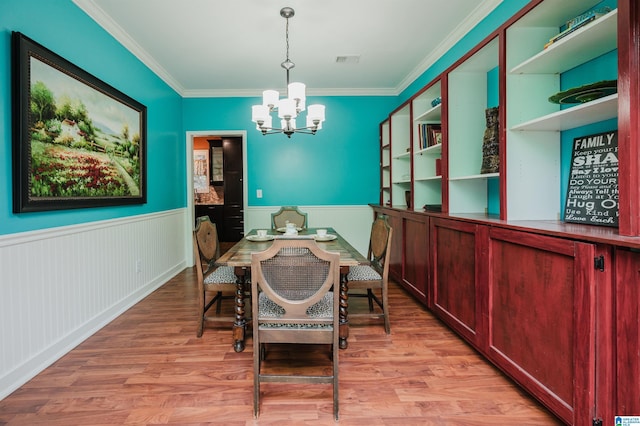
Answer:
617, 0, 640, 236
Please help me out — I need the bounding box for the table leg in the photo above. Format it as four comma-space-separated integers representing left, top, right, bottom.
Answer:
339, 266, 350, 349
233, 266, 247, 353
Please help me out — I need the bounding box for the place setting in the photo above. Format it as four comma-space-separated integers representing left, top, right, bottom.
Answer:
246, 229, 275, 242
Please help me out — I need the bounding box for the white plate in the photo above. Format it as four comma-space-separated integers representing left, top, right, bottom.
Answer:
276, 227, 303, 233
246, 235, 275, 242
313, 234, 337, 242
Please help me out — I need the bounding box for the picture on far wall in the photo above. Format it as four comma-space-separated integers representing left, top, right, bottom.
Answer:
11, 32, 147, 213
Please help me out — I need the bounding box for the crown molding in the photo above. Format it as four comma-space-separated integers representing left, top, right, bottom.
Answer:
395, 0, 503, 94
72, 0, 185, 94
75, 0, 502, 98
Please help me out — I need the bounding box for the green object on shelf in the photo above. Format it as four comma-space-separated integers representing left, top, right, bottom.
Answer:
548, 80, 617, 104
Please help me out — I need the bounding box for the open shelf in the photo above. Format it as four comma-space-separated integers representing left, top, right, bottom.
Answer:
510, 9, 617, 75
511, 94, 618, 132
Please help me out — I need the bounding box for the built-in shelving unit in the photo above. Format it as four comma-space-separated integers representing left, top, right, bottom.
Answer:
390, 104, 411, 207
380, 119, 391, 206
375, 0, 640, 424
506, 0, 617, 220
412, 81, 442, 210
448, 37, 499, 215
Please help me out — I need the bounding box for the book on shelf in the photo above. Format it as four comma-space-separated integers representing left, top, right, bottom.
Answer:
544, 8, 610, 49
417, 123, 442, 149
427, 124, 442, 147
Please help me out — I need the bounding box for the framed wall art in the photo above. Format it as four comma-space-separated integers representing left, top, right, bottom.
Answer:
12, 32, 147, 213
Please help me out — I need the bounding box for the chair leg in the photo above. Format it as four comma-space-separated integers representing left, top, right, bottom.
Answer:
215, 291, 223, 314
333, 343, 339, 421
367, 288, 374, 312
197, 296, 205, 338
382, 286, 390, 335
254, 343, 260, 418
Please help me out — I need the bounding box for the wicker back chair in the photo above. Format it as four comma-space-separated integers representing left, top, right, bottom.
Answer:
251, 239, 340, 420
271, 206, 308, 229
346, 214, 393, 333
193, 216, 238, 337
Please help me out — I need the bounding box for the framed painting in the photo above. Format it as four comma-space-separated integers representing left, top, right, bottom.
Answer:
11, 32, 147, 212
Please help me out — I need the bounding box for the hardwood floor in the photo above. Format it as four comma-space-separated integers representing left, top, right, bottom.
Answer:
0, 268, 563, 425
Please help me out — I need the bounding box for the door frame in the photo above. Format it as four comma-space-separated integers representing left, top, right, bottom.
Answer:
185, 130, 247, 265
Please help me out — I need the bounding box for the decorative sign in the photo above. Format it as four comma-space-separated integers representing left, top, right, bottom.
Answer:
564, 130, 618, 227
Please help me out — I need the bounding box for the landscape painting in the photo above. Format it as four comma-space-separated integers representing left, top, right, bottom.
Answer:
12, 32, 147, 212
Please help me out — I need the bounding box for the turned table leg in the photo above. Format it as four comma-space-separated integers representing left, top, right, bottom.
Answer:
233, 266, 247, 353
339, 265, 350, 349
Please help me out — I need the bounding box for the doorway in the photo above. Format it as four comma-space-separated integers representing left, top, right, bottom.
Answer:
186, 130, 247, 260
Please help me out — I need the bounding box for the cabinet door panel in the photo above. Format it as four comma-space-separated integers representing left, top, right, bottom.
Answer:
386, 212, 403, 282
431, 218, 482, 344
488, 228, 595, 425
403, 217, 428, 304
615, 248, 640, 416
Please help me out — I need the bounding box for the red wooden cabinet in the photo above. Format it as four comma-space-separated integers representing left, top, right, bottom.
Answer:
403, 215, 428, 304
430, 217, 487, 348
615, 248, 640, 416
384, 210, 403, 282
486, 227, 596, 425
375, 207, 428, 304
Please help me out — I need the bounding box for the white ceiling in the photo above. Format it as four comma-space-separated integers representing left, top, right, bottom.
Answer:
73, 0, 502, 97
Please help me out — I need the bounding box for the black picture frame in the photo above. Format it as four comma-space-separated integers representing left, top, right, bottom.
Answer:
12, 32, 147, 213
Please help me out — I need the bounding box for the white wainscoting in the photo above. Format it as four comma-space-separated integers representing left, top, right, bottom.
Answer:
0, 209, 188, 400
244, 205, 375, 256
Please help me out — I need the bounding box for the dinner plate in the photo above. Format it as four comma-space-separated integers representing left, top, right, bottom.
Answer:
246, 235, 275, 242
313, 234, 337, 242
276, 227, 303, 233
548, 80, 617, 104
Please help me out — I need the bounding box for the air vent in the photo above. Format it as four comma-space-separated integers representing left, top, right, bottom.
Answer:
335, 55, 360, 64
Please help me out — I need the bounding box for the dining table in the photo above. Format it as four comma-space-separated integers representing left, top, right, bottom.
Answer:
215, 227, 368, 352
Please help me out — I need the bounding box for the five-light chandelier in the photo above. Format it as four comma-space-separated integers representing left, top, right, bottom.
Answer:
251, 7, 325, 138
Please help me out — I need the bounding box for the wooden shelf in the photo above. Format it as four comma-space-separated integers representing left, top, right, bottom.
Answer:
449, 173, 499, 181
414, 103, 442, 122
415, 176, 442, 182
414, 144, 442, 156
511, 94, 618, 132
510, 9, 617, 75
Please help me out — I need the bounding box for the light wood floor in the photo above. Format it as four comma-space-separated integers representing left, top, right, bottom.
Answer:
0, 268, 563, 425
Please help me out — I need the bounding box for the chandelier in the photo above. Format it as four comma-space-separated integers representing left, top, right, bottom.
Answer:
251, 7, 325, 138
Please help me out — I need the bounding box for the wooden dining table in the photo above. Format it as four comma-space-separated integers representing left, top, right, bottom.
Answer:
215, 227, 368, 352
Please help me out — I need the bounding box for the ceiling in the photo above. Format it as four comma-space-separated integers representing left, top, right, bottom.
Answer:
73, 0, 502, 98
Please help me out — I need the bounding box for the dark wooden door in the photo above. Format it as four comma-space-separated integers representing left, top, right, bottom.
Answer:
222, 137, 243, 242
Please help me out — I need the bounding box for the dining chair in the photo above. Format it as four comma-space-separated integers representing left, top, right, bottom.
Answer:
271, 206, 308, 229
251, 239, 340, 420
346, 215, 393, 334
193, 216, 239, 337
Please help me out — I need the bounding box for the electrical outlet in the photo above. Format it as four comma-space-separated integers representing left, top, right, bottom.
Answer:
257, 189, 263, 198
135, 259, 142, 273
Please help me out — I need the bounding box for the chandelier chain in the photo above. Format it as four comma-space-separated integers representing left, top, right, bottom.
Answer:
285, 17, 290, 63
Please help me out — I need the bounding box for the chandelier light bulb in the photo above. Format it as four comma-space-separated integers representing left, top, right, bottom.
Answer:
262, 90, 279, 109
307, 104, 325, 122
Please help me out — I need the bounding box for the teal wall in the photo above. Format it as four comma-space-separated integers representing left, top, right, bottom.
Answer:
3, 0, 613, 235
0, 0, 184, 235
183, 96, 394, 205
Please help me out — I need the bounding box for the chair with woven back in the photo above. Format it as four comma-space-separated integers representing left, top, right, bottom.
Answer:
346, 214, 393, 334
271, 206, 308, 229
251, 239, 340, 420
193, 215, 239, 337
